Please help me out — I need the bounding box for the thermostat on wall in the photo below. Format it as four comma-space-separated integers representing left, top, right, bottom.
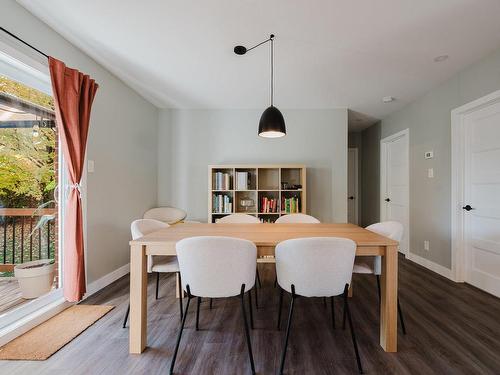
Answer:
425, 151, 434, 159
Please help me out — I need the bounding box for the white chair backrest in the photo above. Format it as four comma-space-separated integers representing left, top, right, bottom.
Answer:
131, 219, 169, 272
275, 214, 320, 223
143, 207, 187, 224
276, 237, 356, 297
366, 221, 404, 275
216, 214, 260, 223
176, 236, 257, 297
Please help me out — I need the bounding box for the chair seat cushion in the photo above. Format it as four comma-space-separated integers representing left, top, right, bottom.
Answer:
352, 258, 374, 274
151, 256, 179, 273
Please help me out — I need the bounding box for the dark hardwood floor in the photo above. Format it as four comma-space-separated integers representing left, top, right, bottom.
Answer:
1, 255, 500, 374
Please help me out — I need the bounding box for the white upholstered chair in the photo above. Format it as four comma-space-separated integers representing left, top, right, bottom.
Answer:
216, 214, 261, 307
352, 221, 406, 334
143, 207, 187, 224
123, 219, 183, 328
170, 236, 257, 375
216, 213, 261, 223
275, 237, 363, 374
274, 213, 320, 288
275, 213, 320, 223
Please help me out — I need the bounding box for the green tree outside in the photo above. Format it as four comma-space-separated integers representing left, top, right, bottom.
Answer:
0, 75, 56, 208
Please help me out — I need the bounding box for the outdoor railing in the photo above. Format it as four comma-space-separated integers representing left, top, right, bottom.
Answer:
0, 208, 56, 273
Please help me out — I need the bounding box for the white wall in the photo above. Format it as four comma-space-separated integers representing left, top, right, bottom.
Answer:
158, 109, 348, 222
1, 1, 159, 283
381, 46, 500, 269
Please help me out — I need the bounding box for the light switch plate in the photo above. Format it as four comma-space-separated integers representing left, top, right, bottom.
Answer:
428, 168, 434, 178
424, 240, 430, 251
87, 160, 95, 173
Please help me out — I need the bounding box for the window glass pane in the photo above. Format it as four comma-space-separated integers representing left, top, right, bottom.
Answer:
0, 73, 59, 312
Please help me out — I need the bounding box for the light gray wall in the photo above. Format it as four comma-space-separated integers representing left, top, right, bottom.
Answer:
360, 122, 381, 227
158, 109, 348, 222
2, 1, 159, 283
381, 46, 500, 269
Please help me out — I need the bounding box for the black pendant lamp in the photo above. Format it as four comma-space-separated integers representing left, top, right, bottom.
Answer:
234, 34, 286, 138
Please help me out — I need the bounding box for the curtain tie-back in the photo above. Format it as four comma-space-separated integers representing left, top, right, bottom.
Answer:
68, 183, 82, 199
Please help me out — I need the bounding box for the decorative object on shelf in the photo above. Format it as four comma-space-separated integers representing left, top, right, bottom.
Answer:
234, 34, 286, 138
240, 198, 255, 212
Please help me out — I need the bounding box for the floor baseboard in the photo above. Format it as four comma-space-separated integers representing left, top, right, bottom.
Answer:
84, 263, 130, 300
407, 252, 455, 281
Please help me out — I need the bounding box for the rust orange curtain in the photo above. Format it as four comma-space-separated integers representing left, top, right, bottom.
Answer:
49, 57, 98, 302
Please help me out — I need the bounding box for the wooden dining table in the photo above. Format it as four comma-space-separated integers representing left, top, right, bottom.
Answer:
128, 222, 399, 354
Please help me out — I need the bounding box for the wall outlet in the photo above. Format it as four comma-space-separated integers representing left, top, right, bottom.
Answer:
425, 151, 434, 159
424, 240, 430, 251
428, 168, 434, 178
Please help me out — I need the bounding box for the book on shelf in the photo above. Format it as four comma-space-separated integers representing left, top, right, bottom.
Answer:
260, 197, 278, 213
213, 172, 231, 190
212, 194, 232, 213
281, 196, 300, 214
236, 172, 250, 190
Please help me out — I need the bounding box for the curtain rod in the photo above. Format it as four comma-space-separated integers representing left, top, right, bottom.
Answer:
0, 26, 49, 59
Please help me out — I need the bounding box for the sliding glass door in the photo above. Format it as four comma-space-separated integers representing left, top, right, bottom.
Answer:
0, 42, 64, 323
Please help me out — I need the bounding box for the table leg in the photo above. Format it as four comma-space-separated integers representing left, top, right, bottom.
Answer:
380, 245, 398, 352
129, 244, 148, 354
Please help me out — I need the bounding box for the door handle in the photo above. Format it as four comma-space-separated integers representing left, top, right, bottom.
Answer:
348, 196, 355, 200
462, 204, 473, 211
385, 198, 391, 202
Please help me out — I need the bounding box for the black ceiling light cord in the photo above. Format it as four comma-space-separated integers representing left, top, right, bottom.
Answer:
234, 34, 286, 138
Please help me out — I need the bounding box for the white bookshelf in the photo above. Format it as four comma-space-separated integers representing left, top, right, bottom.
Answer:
208, 164, 306, 223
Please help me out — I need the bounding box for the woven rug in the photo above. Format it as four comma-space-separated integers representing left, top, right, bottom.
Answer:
0, 304, 114, 360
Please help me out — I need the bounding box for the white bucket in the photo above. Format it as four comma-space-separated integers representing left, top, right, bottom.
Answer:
14, 260, 55, 299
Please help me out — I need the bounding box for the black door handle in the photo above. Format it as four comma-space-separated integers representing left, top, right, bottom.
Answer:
385, 198, 391, 202
348, 196, 355, 200
462, 205, 473, 211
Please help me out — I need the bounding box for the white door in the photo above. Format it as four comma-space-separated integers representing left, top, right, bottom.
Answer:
381, 129, 409, 255
347, 148, 358, 224
462, 101, 500, 297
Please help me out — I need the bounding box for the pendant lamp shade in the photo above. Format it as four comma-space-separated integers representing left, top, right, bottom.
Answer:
234, 34, 286, 138
258, 106, 286, 138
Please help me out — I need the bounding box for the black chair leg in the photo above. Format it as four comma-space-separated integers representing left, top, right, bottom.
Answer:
344, 284, 363, 374
169, 286, 192, 375
155, 272, 160, 300
177, 272, 183, 321
279, 284, 296, 375
123, 304, 130, 328
398, 299, 407, 335
330, 296, 335, 329
277, 287, 283, 330
210, 298, 213, 309
240, 285, 256, 375
248, 289, 254, 329
196, 296, 201, 331
254, 286, 259, 309
256, 267, 262, 288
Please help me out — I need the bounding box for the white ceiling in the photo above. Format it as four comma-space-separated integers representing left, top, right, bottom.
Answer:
17, 0, 500, 121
